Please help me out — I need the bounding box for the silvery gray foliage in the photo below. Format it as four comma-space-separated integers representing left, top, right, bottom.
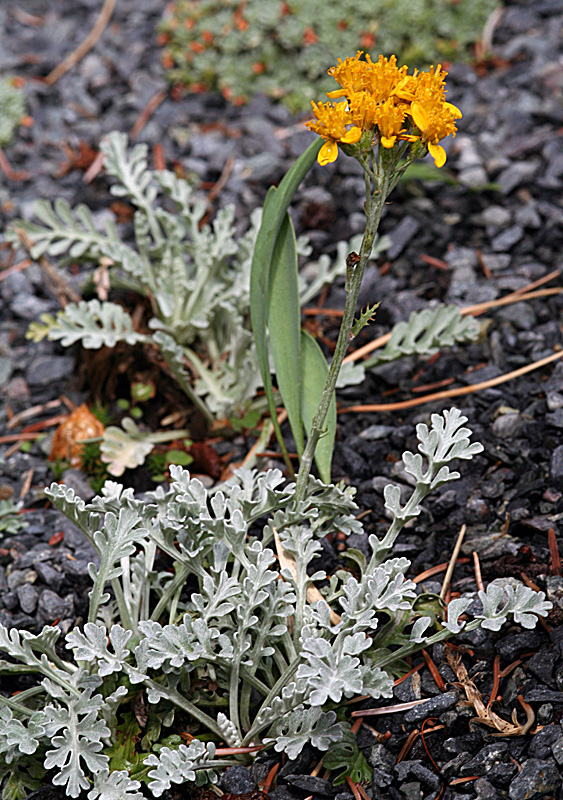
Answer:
144, 741, 219, 796
363, 304, 480, 370
12, 131, 362, 421
476, 579, 552, 631
264, 706, 342, 759
372, 408, 485, 563
0, 410, 551, 798
87, 770, 144, 800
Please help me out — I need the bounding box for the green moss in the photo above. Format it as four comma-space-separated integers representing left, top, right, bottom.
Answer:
159, 0, 498, 111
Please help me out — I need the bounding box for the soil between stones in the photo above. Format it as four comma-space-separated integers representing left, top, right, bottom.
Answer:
1, 1, 563, 798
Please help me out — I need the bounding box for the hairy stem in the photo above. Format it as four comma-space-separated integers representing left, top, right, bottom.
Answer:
294, 162, 388, 502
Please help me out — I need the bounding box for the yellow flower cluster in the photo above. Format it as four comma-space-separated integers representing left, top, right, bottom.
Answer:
305, 53, 461, 167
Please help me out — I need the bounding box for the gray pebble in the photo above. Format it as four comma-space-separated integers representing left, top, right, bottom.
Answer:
386, 216, 420, 259
492, 412, 523, 439
394, 761, 441, 792
284, 775, 336, 795
474, 777, 502, 799
60, 469, 96, 502
459, 165, 489, 188
552, 736, 563, 766
2, 591, 18, 611
482, 205, 512, 228
16, 583, 38, 614
403, 690, 458, 723
6, 569, 28, 591
27, 356, 75, 388
37, 589, 67, 624
461, 743, 510, 776
491, 224, 524, 252
524, 689, 563, 704
550, 445, 563, 482
497, 161, 541, 194
528, 725, 563, 759
34, 562, 64, 593
496, 631, 542, 660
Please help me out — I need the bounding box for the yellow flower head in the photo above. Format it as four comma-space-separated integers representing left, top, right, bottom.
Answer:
306, 54, 461, 167
372, 98, 407, 148
414, 64, 447, 105
305, 100, 362, 165
410, 97, 462, 167
327, 51, 368, 98
362, 54, 408, 104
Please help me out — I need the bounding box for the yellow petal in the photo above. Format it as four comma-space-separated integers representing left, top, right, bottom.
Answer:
381, 135, 396, 148
341, 126, 362, 144
318, 139, 338, 166
444, 102, 462, 119
327, 89, 347, 99
392, 77, 415, 101
411, 101, 428, 132
428, 142, 446, 168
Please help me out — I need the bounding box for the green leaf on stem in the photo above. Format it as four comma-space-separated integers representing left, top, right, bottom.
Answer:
300, 329, 335, 484
250, 138, 321, 470
268, 212, 304, 456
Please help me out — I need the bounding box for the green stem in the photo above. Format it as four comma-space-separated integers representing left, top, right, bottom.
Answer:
242, 656, 301, 745
135, 673, 225, 738
294, 162, 389, 503
371, 620, 481, 672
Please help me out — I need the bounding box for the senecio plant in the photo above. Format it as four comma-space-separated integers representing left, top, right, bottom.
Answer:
0, 54, 551, 799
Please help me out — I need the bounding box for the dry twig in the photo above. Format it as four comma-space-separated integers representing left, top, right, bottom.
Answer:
340, 349, 563, 414
273, 530, 341, 626
44, 0, 117, 86
444, 648, 535, 736
440, 525, 466, 601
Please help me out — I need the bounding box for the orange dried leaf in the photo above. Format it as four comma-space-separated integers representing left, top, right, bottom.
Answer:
49, 404, 105, 468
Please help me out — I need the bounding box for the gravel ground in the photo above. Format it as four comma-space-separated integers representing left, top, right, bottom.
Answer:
1, 1, 563, 798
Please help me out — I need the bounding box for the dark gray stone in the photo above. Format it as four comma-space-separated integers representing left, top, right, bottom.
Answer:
393, 761, 441, 792
526, 650, 557, 687
552, 736, 563, 766
221, 766, 257, 794
492, 412, 523, 439
550, 445, 563, 481
37, 589, 67, 624
508, 758, 561, 799
386, 216, 420, 259
403, 691, 458, 723
497, 161, 541, 194
524, 688, 563, 703
60, 469, 96, 502
26, 356, 75, 388
461, 742, 510, 776
528, 725, 563, 759
18, 548, 54, 569
6, 569, 28, 591
284, 776, 336, 796
34, 562, 64, 592
491, 224, 524, 252
496, 631, 542, 660
474, 777, 502, 799
1, 591, 18, 611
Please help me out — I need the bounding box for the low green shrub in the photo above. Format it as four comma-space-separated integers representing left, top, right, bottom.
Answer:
158, 0, 498, 111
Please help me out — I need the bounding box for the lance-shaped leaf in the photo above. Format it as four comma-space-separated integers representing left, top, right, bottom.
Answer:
268, 212, 304, 456
300, 329, 336, 484
250, 139, 321, 465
